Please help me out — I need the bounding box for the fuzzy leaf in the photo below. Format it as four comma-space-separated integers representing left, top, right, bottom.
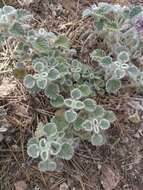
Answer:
50, 95, 64, 108
40, 150, 49, 161
38, 160, 57, 172
44, 83, 59, 99
71, 88, 82, 99
27, 137, 39, 147
39, 138, 48, 149
84, 98, 96, 112
27, 144, 40, 158
73, 72, 81, 81
130, 5, 142, 18
16, 9, 32, 21
99, 119, 110, 130
48, 68, 60, 81
36, 78, 47, 89
43, 123, 57, 138
79, 84, 91, 97
73, 100, 85, 110
24, 74, 35, 89
3, 6, 16, 15
33, 61, 45, 72
32, 37, 49, 53
106, 78, 121, 93
82, 120, 93, 131
94, 105, 104, 118
50, 141, 61, 155
58, 143, 74, 160
101, 56, 112, 66
103, 111, 116, 123
82, 8, 92, 18
117, 51, 129, 63
91, 134, 105, 146
64, 99, 73, 108
65, 109, 77, 123
73, 117, 84, 131
114, 68, 126, 79
52, 114, 68, 132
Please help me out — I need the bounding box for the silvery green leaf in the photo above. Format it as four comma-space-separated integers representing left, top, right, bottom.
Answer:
82, 120, 93, 131
32, 37, 49, 53
52, 115, 68, 132
93, 124, 100, 134
79, 84, 91, 97
84, 98, 96, 112
91, 133, 105, 146
114, 68, 126, 79
50, 95, 64, 108
58, 143, 74, 160
65, 109, 77, 123
64, 99, 73, 108
24, 74, 35, 89
39, 138, 48, 149
103, 111, 116, 123
99, 119, 110, 130
117, 51, 129, 63
27, 137, 39, 147
100, 56, 112, 66
27, 144, 40, 158
73, 117, 84, 131
106, 78, 121, 93
10, 22, 25, 36
94, 105, 104, 118
3, 6, 16, 15
50, 141, 61, 155
43, 123, 57, 138
36, 78, 47, 89
82, 8, 92, 18
55, 35, 69, 49
0, 15, 8, 24
44, 83, 59, 99
73, 72, 80, 81
38, 160, 57, 172
48, 68, 60, 81
40, 150, 49, 161
71, 88, 82, 99
73, 100, 85, 110
33, 61, 45, 72
127, 66, 140, 80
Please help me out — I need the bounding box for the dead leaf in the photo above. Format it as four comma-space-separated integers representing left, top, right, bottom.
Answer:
14, 181, 27, 190
100, 164, 120, 190
128, 112, 141, 124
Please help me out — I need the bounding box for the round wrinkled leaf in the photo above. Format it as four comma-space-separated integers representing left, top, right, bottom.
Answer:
36, 78, 47, 89
114, 68, 126, 79
10, 22, 25, 36
74, 100, 85, 110
58, 143, 74, 160
65, 109, 77, 123
27, 144, 40, 158
27, 137, 39, 147
84, 98, 96, 112
38, 160, 57, 172
3, 6, 16, 15
91, 134, 104, 146
48, 68, 60, 81
50, 141, 61, 155
99, 119, 110, 130
101, 56, 112, 66
24, 74, 35, 89
117, 51, 129, 63
93, 124, 100, 134
106, 78, 121, 93
82, 120, 93, 131
39, 138, 48, 149
64, 99, 73, 108
127, 66, 140, 80
50, 95, 64, 108
94, 105, 104, 118
103, 111, 116, 123
79, 84, 91, 97
43, 123, 57, 138
52, 114, 68, 132
71, 88, 82, 99
73, 117, 84, 131
44, 83, 59, 99
40, 150, 49, 161
33, 61, 45, 72
73, 72, 80, 81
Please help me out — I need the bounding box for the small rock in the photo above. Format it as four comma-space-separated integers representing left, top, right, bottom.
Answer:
128, 112, 141, 124
14, 180, 27, 190
100, 164, 120, 190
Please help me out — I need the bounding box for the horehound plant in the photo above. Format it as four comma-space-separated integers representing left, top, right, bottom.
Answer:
83, 3, 143, 92
3, 4, 143, 172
